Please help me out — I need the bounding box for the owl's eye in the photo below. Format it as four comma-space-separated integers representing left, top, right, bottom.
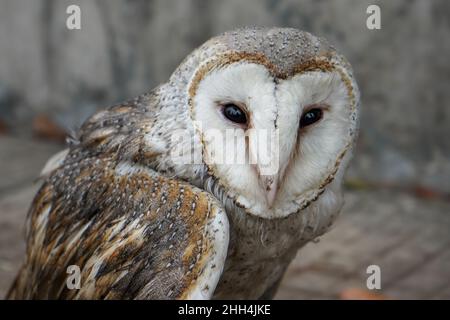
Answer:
222, 104, 247, 124
300, 108, 323, 128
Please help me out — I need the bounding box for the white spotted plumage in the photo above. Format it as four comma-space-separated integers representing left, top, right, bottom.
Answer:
8, 27, 359, 300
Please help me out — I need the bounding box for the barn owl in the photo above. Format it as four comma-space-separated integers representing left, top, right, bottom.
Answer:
7, 27, 359, 300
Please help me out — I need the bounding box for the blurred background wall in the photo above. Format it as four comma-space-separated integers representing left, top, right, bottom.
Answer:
1, 0, 449, 194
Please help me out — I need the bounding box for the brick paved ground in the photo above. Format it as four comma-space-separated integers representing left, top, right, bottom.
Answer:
1, 136, 449, 299
276, 190, 450, 299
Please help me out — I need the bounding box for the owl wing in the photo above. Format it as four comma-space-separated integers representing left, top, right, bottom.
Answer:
8, 154, 229, 300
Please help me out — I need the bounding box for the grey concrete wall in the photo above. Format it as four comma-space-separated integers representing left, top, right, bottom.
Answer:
0, 0, 449, 192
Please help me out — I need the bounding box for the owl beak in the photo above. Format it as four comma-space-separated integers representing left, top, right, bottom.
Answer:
261, 175, 278, 208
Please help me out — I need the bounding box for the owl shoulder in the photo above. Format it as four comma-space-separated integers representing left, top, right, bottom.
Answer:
10, 154, 229, 299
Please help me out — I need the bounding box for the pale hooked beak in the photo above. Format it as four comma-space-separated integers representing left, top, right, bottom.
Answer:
260, 174, 279, 208
248, 127, 282, 208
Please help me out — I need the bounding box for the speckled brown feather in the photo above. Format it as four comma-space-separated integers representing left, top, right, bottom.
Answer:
7, 97, 227, 299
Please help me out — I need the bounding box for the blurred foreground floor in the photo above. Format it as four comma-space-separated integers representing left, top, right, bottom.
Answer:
1, 136, 449, 299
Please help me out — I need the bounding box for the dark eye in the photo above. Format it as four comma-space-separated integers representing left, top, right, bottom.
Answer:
300, 108, 323, 128
222, 103, 247, 124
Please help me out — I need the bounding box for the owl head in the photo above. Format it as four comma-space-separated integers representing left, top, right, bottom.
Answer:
166, 27, 359, 219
